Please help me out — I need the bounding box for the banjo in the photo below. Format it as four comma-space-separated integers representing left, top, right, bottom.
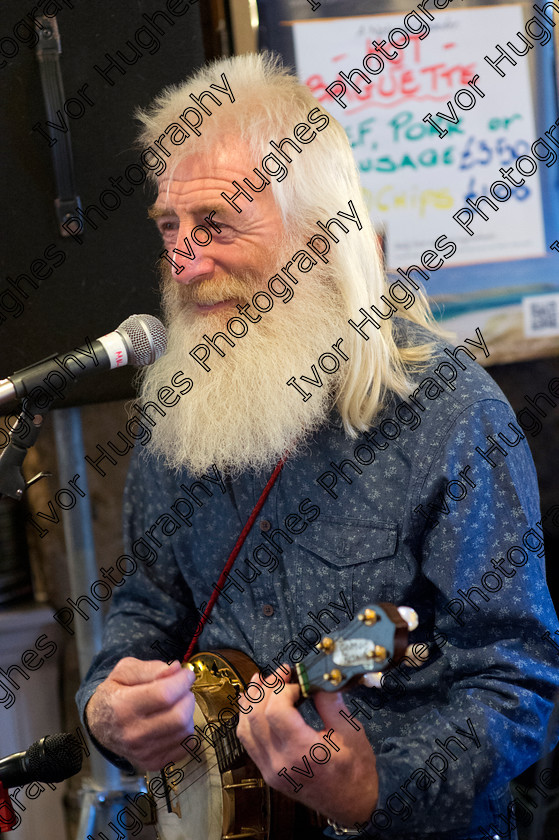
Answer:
146, 602, 418, 840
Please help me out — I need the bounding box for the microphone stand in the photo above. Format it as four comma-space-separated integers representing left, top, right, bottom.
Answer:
0, 403, 152, 839
0, 397, 52, 500
52, 407, 152, 840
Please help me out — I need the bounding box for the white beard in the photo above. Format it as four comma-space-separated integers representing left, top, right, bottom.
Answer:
137, 247, 347, 477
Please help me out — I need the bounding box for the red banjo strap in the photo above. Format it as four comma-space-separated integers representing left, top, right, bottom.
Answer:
182, 453, 288, 663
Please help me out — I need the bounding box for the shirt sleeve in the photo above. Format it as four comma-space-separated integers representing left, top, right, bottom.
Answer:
359, 398, 559, 837
75, 449, 200, 767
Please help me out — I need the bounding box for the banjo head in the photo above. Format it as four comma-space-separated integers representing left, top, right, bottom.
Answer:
154, 701, 224, 840
149, 651, 271, 840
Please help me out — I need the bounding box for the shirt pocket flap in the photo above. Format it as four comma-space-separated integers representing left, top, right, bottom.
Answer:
296, 518, 398, 568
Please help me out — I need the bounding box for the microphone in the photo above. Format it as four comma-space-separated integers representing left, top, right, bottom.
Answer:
0, 733, 83, 788
0, 313, 167, 407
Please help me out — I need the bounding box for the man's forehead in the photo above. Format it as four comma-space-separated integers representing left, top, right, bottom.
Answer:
153, 146, 256, 209
157, 143, 252, 187
151, 143, 283, 223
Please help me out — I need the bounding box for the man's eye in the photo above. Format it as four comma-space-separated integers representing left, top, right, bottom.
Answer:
213, 222, 234, 235
157, 221, 179, 243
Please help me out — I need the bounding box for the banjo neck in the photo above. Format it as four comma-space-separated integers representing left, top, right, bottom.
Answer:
189, 602, 414, 773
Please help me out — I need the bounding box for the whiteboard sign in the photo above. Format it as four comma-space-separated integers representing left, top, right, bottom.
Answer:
292, 5, 546, 268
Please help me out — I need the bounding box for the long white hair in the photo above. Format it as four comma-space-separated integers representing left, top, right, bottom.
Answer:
136, 52, 444, 437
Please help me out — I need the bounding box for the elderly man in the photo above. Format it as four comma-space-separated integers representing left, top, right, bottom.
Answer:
78, 53, 559, 839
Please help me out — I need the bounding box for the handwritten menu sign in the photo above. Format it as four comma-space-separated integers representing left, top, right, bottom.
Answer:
292, 4, 546, 269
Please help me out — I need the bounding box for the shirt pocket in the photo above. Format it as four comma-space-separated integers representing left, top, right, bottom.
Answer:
293, 516, 399, 613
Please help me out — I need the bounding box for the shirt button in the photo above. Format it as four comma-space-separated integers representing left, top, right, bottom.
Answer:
259, 519, 271, 531
262, 604, 274, 617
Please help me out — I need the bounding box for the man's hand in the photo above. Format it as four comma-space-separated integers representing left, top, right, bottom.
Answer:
236, 666, 378, 826
85, 658, 196, 770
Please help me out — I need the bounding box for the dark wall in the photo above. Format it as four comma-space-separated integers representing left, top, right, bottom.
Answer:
488, 356, 559, 607
0, 0, 205, 407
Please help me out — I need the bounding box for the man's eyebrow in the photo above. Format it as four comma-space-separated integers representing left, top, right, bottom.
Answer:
148, 202, 241, 222
147, 204, 176, 221
191, 204, 238, 221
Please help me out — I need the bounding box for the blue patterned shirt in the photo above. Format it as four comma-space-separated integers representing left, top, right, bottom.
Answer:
77, 322, 559, 839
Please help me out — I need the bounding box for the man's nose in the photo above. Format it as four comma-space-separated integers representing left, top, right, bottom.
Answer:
171, 226, 215, 284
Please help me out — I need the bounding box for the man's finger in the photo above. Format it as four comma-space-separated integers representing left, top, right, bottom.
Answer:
249, 663, 297, 705
130, 690, 196, 745
111, 657, 183, 686
261, 690, 310, 744
115, 690, 196, 768
124, 667, 196, 716
313, 690, 366, 738
312, 689, 345, 719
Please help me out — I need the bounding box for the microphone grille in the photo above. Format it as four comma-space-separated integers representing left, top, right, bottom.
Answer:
27, 733, 83, 783
117, 313, 167, 367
